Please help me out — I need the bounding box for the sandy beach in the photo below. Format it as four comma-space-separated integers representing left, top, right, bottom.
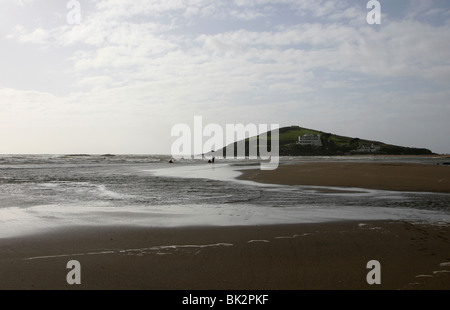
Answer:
0, 220, 449, 290
238, 161, 450, 193
0, 160, 449, 291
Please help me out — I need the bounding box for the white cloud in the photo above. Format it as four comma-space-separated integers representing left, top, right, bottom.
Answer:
229, 9, 266, 20
2, 0, 450, 153
15, 0, 34, 7
6, 1, 450, 90
6, 25, 50, 45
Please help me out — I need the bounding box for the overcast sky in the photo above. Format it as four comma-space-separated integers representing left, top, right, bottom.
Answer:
1, 0, 450, 155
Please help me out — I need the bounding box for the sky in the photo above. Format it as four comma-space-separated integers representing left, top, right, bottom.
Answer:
1, 0, 450, 155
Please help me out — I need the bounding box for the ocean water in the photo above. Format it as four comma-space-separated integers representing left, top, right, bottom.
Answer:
0, 154, 449, 238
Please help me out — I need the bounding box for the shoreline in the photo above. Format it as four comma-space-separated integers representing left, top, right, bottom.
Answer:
1, 220, 449, 290
1, 158, 449, 290
237, 162, 450, 193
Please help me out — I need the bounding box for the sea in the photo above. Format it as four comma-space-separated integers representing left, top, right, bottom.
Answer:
1, 154, 449, 238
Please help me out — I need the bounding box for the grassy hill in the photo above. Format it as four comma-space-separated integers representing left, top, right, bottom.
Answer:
216, 126, 433, 157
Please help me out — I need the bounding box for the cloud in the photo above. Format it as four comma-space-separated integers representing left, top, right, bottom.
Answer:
15, 0, 34, 7
5, 1, 450, 95
6, 25, 50, 45
2, 0, 450, 153
229, 9, 266, 20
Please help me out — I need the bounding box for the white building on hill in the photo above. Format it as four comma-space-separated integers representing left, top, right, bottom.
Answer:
355, 143, 381, 153
298, 133, 322, 147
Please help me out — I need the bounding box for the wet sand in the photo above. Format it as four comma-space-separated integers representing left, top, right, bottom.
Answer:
1, 161, 449, 291
238, 162, 450, 193
0, 221, 449, 290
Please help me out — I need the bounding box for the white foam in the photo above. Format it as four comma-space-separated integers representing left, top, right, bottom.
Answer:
415, 275, 433, 278
24, 243, 234, 260
275, 233, 312, 239
95, 184, 136, 200
433, 270, 450, 274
